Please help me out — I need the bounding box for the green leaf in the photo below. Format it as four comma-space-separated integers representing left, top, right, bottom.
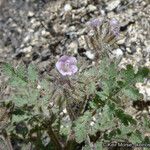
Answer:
12, 114, 29, 124
9, 76, 27, 87
28, 64, 38, 82
74, 111, 92, 143
129, 130, 143, 144
29, 89, 39, 105
95, 141, 103, 150
115, 109, 136, 126
16, 65, 26, 80
2, 63, 14, 76
12, 96, 28, 107
120, 125, 134, 135
122, 87, 141, 101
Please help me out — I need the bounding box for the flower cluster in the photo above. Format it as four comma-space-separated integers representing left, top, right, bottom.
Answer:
109, 18, 120, 36
87, 18, 103, 28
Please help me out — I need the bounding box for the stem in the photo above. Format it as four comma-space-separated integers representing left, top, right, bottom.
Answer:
47, 125, 63, 150
87, 135, 94, 150
6, 137, 13, 150
64, 130, 77, 150
43, 122, 63, 150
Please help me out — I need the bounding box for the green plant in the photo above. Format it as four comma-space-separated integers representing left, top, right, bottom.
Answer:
0, 17, 149, 150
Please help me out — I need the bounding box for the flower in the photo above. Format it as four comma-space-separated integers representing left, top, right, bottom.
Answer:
87, 18, 103, 28
56, 55, 78, 76
109, 18, 120, 36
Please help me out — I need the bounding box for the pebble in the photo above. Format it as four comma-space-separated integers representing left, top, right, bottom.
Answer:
106, 0, 120, 11
112, 48, 123, 58
67, 41, 78, 54
21, 46, 32, 53
80, 0, 88, 7
117, 38, 126, 45
87, 4, 97, 12
85, 51, 95, 60
64, 4, 72, 12
28, 11, 34, 17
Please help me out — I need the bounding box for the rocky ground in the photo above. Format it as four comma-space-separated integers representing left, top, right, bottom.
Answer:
0, 0, 150, 113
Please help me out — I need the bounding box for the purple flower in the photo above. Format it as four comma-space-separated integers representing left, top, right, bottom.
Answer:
109, 18, 120, 36
56, 55, 78, 76
87, 18, 103, 28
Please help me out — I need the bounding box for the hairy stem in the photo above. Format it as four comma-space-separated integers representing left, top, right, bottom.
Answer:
46, 125, 63, 150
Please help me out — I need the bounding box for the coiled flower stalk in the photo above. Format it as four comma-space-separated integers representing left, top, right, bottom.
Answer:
85, 17, 120, 62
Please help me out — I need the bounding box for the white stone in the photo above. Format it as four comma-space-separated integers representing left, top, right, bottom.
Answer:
28, 11, 34, 17
117, 38, 126, 45
80, 0, 88, 6
90, 121, 95, 126
24, 35, 31, 43
87, 4, 97, 12
63, 108, 67, 114
67, 41, 78, 54
64, 4, 72, 12
37, 84, 41, 89
22, 46, 32, 53
85, 51, 95, 60
106, 0, 120, 11
113, 49, 123, 58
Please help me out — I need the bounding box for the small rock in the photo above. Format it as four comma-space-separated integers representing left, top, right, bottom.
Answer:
41, 50, 50, 61
28, 11, 34, 17
41, 29, 50, 36
78, 35, 86, 48
32, 52, 39, 61
21, 46, 32, 53
87, 4, 97, 12
117, 38, 126, 45
126, 46, 136, 55
112, 48, 123, 58
80, 0, 88, 6
64, 4, 72, 12
106, 0, 120, 11
85, 51, 95, 60
24, 35, 31, 43
67, 41, 78, 54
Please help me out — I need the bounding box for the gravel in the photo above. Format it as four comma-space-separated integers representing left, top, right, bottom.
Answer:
0, 0, 149, 101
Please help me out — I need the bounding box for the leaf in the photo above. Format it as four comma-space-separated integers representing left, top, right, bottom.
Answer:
82, 144, 92, 150
12, 96, 28, 107
9, 76, 27, 87
29, 89, 39, 105
28, 64, 38, 82
16, 65, 26, 80
2, 63, 14, 77
120, 125, 134, 135
12, 114, 29, 124
122, 87, 141, 101
129, 130, 143, 144
2, 63, 27, 87
95, 141, 103, 150
115, 109, 136, 126
74, 111, 92, 143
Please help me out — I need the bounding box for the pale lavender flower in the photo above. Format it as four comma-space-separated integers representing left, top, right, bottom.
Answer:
109, 18, 120, 36
87, 18, 103, 28
56, 55, 78, 76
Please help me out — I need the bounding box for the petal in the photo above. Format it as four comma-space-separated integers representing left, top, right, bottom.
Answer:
59, 69, 68, 76
59, 55, 70, 62
56, 61, 62, 71
68, 56, 77, 65
70, 65, 78, 74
